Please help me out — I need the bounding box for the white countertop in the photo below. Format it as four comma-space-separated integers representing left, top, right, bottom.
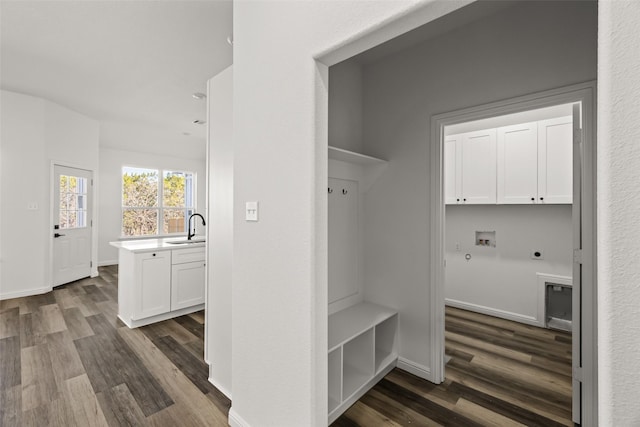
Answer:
110, 237, 205, 253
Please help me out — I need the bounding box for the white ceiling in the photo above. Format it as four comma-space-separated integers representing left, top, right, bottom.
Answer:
1, 0, 233, 159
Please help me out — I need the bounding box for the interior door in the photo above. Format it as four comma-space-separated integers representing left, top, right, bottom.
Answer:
53, 165, 92, 286
571, 103, 582, 425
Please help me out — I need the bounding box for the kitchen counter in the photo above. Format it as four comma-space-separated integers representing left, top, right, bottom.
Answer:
111, 237, 206, 328
110, 237, 205, 253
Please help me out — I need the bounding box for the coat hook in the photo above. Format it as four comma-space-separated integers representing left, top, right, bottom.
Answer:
342, 189, 348, 195
328, 187, 333, 194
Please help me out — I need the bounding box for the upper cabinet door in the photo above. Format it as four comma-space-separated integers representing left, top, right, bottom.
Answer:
460, 129, 497, 204
497, 122, 538, 204
538, 116, 573, 204
444, 135, 462, 204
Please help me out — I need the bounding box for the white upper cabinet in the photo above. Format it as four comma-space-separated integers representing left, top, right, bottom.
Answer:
497, 122, 539, 204
538, 116, 573, 204
444, 134, 461, 204
447, 116, 572, 205
445, 129, 497, 204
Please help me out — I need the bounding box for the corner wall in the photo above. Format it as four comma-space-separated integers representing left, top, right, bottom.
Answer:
598, 1, 640, 424
0, 90, 99, 299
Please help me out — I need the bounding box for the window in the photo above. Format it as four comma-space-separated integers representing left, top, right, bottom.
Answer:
59, 174, 88, 229
122, 167, 195, 237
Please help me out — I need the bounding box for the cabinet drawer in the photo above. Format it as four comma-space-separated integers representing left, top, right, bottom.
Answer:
172, 247, 205, 264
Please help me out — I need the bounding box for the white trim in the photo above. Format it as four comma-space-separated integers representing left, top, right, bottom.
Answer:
0, 286, 52, 301
396, 357, 432, 381
228, 407, 251, 427
208, 376, 232, 400
536, 273, 572, 329
430, 81, 597, 424
98, 260, 118, 267
117, 303, 204, 328
446, 298, 540, 327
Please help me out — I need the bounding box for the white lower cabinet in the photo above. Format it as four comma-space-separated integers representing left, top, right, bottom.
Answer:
134, 251, 171, 320
117, 245, 206, 328
328, 302, 398, 424
171, 249, 206, 310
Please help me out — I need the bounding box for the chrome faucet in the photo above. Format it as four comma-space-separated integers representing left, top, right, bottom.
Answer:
187, 213, 206, 240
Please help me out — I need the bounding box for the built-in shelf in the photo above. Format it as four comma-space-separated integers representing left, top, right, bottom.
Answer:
328, 302, 398, 424
328, 146, 387, 166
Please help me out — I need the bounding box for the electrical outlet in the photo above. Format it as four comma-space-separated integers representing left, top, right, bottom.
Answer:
531, 250, 544, 260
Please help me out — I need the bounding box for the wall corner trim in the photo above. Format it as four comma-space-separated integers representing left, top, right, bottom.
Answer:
228, 408, 250, 427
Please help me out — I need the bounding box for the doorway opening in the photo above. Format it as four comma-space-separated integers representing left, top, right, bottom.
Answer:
442, 102, 576, 425
431, 83, 596, 425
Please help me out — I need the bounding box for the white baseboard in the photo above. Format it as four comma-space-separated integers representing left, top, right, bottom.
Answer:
0, 286, 51, 301
208, 375, 232, 400
445, 298, 541, 327
228, 407, 250, 427
98, 260, 118, 267
397, 357, 433, 382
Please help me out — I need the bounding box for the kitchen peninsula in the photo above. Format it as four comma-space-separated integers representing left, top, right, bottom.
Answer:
110, 238, 206, 328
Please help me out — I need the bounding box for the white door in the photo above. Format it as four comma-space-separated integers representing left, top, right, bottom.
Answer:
496, 122, 538, 204
53, 165, 92, 286
538, 116, 573, 204
460, 129, 497, 204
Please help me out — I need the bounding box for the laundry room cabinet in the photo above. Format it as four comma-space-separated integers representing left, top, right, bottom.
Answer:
445, 129, 497, 204
446, 116, 572, 205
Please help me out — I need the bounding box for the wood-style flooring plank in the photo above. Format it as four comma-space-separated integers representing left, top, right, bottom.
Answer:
21, 344, 59, 412
0, 336, 21, 390
61, 307, 94, 340
95, 383, 146, 427
61, 374, 109, 427
0, 307, 20, 339
152, 335, 213, 394
0, 385, 22, 426
173, 314, 205, 340
117, 326, 229, 426
46, 330, 85, 387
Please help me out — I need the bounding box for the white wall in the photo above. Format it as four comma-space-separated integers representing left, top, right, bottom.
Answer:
328, 61, 363, 153
360, 0, 596, 374
206, 66, 233, 399
231, 1, 471, 425
0, 90, 99, 299
598, 1, 640, 425
97, 147, 206, 265
445, 205, 573, 324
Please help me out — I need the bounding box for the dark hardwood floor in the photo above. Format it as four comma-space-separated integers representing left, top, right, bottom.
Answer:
1, 267, 571, 426
334, 307, 573, 427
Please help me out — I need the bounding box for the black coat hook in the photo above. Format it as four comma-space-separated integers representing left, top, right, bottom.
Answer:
328, 187, 333, 194
342, 189, 348, 195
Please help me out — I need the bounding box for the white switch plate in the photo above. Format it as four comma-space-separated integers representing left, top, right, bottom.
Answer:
245, 201, 258, 221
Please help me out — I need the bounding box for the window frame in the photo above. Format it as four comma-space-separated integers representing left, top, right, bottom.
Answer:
121, 166, 196, 238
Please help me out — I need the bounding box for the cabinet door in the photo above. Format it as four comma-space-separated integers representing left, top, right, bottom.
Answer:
538, 116, 573, 204
444, 135, 462, 204
497, 122, 538, 204
461, 129, 497, 204
134, 251, 171, 320
171, 261, 206, 310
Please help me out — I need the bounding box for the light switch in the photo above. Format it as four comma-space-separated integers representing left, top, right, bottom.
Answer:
245, 201, 258, 222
